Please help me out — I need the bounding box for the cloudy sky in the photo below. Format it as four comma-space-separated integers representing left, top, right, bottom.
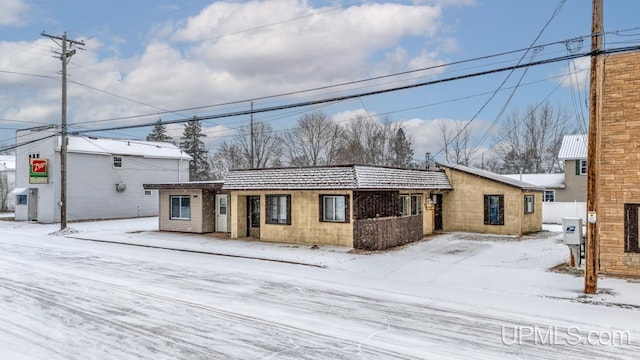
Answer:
1, 0, 639, 163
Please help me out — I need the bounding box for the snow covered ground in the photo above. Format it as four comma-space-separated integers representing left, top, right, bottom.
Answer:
0, 217, 638, 359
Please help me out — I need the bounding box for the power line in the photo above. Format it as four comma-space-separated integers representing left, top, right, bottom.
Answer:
75, 46, 638, 136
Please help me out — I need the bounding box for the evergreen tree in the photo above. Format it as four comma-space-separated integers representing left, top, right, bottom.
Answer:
391, 127, 414, 167
180, 117, 210, 181
146, 119, 174, 144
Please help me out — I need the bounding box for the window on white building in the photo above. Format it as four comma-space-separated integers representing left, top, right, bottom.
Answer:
113, 156, 123, 168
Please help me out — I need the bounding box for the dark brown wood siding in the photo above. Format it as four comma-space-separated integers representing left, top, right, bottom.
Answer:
353, 191, 399, 219
353, 214, 423, 250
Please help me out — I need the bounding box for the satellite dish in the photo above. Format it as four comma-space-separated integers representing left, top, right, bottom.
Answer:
115, 183, 127, 192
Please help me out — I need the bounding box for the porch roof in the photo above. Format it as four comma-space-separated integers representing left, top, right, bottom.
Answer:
143, 180, 224, 190
222, 165, 453, 191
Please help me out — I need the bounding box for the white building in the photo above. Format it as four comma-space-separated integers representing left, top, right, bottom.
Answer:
14, 126, 191, 223
0, 154, 16, 211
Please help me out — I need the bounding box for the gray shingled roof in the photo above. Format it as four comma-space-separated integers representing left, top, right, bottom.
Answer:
558, 134, 587, 160
222, 165, 452, 191
437, 163, 544, 191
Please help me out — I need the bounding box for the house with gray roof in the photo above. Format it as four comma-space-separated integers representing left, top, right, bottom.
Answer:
14, 125, 190, 223
437, 163, 543, 235
221, 165, 453, 250
557, 134, 587, 202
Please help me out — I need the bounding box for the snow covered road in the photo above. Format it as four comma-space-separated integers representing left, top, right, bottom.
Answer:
0, 219, 639, 359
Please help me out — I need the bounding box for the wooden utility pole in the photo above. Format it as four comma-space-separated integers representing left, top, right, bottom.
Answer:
41, 32, 84, 231
585, 0, 603, 294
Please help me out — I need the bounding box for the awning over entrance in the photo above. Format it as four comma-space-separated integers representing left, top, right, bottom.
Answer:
10, 187, 27, 195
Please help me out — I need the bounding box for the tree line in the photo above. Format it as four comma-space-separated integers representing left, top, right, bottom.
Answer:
146, 102, 577, 181
148, 110, 415, 180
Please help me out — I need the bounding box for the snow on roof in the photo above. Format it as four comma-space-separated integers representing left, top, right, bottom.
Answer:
558, 134, 587, 160
222, 165, 453, 191
502, 173, 565, 189
437, 163, 544, 191
0, 155, 15, 171
62, 136, 191, 160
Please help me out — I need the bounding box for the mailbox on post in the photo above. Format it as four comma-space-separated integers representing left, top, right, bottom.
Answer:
562, 217, 584, 267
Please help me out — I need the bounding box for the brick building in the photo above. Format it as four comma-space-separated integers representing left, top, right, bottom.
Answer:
598, 50, 640, 277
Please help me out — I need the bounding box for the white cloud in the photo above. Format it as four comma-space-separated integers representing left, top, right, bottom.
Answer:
0, 0, 30, 26
0, 0, 473, 148
553, 57, 589, 91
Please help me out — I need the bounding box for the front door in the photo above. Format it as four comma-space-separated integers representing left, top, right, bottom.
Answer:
216, 194, 228, 232
246, 196, 260, 237
432, 193, 443, 231
28, 188, 38, 221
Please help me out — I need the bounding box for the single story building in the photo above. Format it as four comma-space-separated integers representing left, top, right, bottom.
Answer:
142, 181, 228, 234
437, 163, 544, 235
221, 165, 453, 250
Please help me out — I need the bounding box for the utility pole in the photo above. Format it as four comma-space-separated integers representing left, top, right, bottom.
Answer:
249, 101, 254, 169
41, 32, 85, 231
585, 0, 602, 294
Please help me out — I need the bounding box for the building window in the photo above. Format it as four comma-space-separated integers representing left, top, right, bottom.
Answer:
113, 156, 123, 168
543, 190, 555, 202
411, 194, 423, 215
399, 194, 410, 216
484, 195, 504, 225
321, 195, 349, 223
28, 153, 40, 159
170, 196, 191, 220
524, 195, 535, 214
219, 196, 227, 215
17, 195, 27, 205
266, 195, 291, 225
143, 190, 152, 196
576, 159, 587, 175
625, 204, 640, 253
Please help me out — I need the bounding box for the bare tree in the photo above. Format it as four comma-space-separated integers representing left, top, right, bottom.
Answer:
494, 102, 574, 173
334, 115, 413, 166
209, 141, 247, 180
282, 111, 343, 166
210, 122, 282, 177
439, 121, 472, 165
0, 172, 8, 212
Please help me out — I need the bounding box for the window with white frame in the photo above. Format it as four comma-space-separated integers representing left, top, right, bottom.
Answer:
576, 159, 587, 175
321, 195, 348, 222
170, 195, 191, 220
266, 195, 290, 225
543, 190, 555, 202
399, 194, 410, 216
143, 190, 153, 197
411, 194, 423, 215
113, 156, 123, 168
524, 195, 535, 214
17, 195, 27, 205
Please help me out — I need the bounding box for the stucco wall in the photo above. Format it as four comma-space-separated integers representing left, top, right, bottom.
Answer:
230, 190, 354, 247
442, 168, 542, 235
598, 51, 640, 277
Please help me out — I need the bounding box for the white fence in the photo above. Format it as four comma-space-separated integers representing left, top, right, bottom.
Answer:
542, 201, 586, 224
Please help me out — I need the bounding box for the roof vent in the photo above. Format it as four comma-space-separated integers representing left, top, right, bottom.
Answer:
115, 183, 127, 192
